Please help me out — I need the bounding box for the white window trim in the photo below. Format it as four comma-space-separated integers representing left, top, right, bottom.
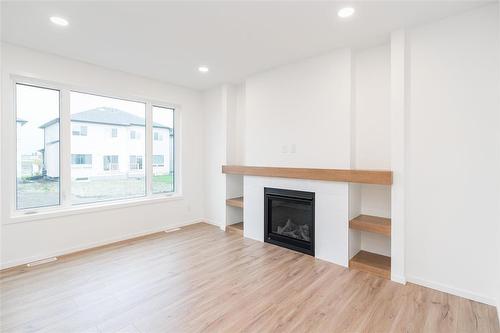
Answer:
6, 75, 182, 224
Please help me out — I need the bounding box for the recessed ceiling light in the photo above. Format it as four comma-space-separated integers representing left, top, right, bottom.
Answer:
338, 7, 355, 18
198, 66, 209, 73
50, 16, 69, 27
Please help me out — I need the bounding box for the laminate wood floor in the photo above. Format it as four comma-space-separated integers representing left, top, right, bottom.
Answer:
1, 223, 498, 333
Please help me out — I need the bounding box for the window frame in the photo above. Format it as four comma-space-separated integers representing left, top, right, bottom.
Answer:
152, 105, 175, 195
14, 83, 62, 211
7, 75, 181, 223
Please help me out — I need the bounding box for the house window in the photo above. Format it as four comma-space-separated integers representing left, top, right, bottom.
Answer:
14, 79, 174, 214
103, 155, 119, 171
152, 106, 174, 194
129, 155, 143, 170
72, 125, 87, 136
153, 155, 164, 167
153, 132, 163, 141
15, 84, 60, 210
130, 130, 141, 140
70, 91, 146, 205
71, 154, 92, 165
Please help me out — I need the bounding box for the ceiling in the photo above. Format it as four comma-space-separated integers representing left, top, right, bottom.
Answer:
1, 1, 492, 90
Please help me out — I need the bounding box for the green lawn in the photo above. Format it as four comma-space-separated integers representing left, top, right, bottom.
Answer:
17, 175, 174, 209
152, 174, 173, 183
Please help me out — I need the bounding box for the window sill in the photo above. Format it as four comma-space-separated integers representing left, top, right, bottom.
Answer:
6, 194, 183, 224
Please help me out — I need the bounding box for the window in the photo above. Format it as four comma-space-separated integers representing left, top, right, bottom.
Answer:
72, 154, 92, 165
103, 155, 119, 171
152, 106, 174, 194
70, 92, 146, 205
153, 155, 164, 167
13, 79, 175, 214
16, 84, 60, 210
153, 132, 163, 141
129, 155, 143, 170
130, 130, 141, 140
72, 125, 87, 136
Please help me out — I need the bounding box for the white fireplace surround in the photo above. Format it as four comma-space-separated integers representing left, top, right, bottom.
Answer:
244, 176, 349, 267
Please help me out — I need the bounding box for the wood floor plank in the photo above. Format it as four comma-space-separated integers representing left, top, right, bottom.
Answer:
0, 222, 498, 333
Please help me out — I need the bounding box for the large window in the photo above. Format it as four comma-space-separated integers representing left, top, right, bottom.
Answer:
14, 80, 176, 213
16, 84, 60, 210
152, 106, 174, 194
70, 92, 146, 205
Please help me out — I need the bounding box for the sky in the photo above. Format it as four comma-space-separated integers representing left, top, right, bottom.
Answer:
17, 84, 174, 156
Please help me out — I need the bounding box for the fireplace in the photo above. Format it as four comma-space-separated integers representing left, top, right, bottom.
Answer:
264, 187, 315, 256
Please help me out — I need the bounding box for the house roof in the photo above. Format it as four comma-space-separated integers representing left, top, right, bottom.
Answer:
39, 107, 171, 130
16, 118, 27, 125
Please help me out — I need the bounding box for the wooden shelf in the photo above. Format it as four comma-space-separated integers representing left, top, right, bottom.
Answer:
227, 222, 243, 235
226, 196, 244, 209
222, 165, 392, 185
349, 251, 391, 279
349, 215, 391, 236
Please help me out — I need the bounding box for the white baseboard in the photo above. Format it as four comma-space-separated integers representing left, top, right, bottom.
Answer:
1, 218, 206, 270
391, 274, 406, 285
202, 218, 225, 230
407, 275, 496, 306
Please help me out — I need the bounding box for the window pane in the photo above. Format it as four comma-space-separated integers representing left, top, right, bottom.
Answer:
72, 154, 92, 165
16, 84, 60, 209
70, 92, 146, 204
152, 106, 174, 194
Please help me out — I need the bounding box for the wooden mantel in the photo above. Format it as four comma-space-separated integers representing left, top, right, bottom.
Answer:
222, 165, 392, 185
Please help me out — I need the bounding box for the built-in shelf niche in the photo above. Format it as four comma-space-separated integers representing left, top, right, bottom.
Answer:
226, 196, 244, 209
225, 173, 244, 232
348, 183, 392, 279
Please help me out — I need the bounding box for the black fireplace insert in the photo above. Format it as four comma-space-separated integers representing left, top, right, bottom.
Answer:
264, 187, 315, 256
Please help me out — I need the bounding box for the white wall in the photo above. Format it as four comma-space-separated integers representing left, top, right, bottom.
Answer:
405, 5, 500, 305
244, 49, 352, 169
353, 44, 392, 257
0, 43, 205, 268
202, 86, 227, 229
225, 84, 244, 226
203, 83, 245, 228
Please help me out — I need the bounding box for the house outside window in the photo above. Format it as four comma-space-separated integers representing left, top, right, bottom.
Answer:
153, 155, 164, 167
71, 154, 92, 165
72, 125, 87, 136
103, 155, 119, 171
130, 130, 140, 140
14, 82, 173, 211
129, 155, 143, 170
152, 106, 174, 194
154, 132, 163, 141
16, 84, 60, 210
